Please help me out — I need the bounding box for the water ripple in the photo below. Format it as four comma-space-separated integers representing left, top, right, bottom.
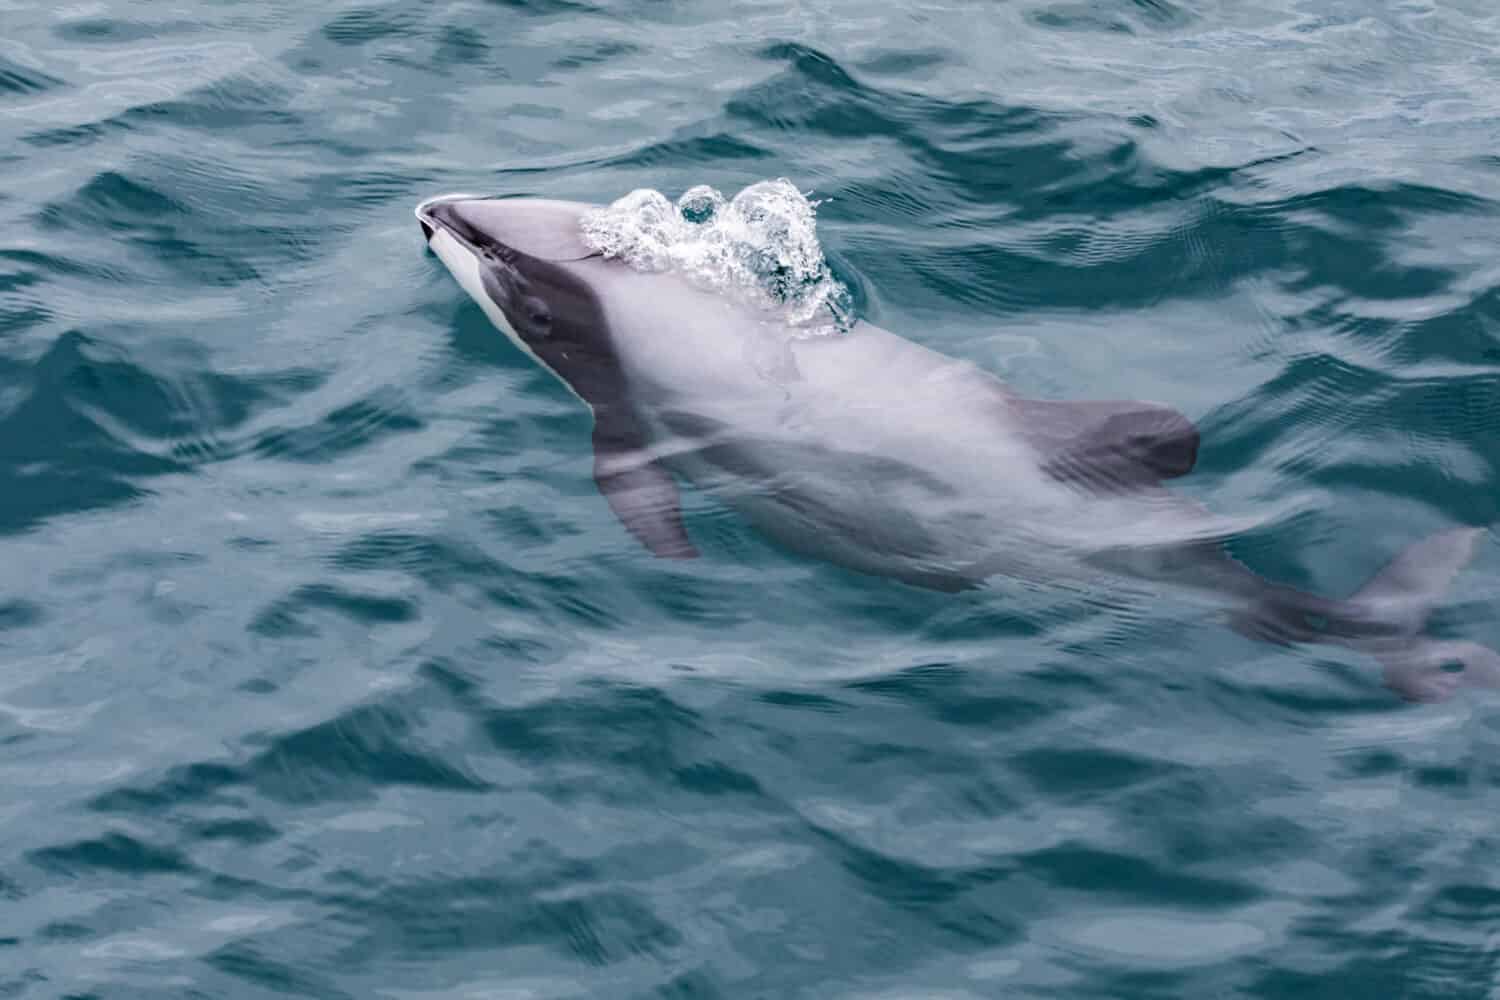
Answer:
4, 1, 1500, 996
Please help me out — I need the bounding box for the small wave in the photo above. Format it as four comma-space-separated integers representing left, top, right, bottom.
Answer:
580, 179, 854, 337
0, 55, 64, 97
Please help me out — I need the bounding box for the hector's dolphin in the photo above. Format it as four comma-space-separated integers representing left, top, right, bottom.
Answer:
417, 193, 1498, 702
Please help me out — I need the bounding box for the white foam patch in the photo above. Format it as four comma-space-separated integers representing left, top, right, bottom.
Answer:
1042, 906, 1299, 966
580, 179, 854, 337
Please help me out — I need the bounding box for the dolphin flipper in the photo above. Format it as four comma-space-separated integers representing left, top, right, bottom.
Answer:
1013, 398, 1199, 490
592, 419, 698, 559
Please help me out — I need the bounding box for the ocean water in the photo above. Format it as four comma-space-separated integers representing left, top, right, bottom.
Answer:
3, 0, 1500, 996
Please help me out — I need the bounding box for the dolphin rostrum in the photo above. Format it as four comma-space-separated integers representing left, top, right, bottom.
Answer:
417, 193, 1498, 702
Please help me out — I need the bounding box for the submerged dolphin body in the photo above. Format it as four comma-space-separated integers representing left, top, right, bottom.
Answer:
417, 193, 1498, 701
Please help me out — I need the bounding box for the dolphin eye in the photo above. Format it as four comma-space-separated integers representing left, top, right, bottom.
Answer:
523, 296, 551, 329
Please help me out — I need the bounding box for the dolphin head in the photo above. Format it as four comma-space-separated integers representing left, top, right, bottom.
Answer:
417, 195, 615, 390
416, 194, 598, 262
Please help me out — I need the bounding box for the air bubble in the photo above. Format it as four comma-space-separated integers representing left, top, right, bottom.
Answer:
580, 179, 854, 337
677, 185, 723, 224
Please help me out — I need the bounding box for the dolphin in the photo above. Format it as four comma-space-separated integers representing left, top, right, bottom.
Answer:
417, 193, 1499, 702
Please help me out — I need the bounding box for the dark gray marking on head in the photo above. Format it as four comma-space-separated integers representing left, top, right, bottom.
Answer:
423, 198, 694, 557
425, 199, 622, 406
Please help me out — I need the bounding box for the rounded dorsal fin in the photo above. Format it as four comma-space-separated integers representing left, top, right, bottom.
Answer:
1014, 397, 1199, 490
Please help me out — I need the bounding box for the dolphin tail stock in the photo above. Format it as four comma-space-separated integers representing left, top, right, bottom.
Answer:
1229, 526, 1500, 701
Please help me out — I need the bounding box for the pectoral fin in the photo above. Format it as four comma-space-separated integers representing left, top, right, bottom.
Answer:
592, 421, 697, 559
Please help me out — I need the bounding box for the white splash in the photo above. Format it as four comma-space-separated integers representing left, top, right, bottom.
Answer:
580, 179, 854, 337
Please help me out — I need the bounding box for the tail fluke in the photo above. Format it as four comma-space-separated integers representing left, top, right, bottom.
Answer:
1235, 527, 1496, 702
1378, 640, 1500, 703
1348, 526, 1484, 634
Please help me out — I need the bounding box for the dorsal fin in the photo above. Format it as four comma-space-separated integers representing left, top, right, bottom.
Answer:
1013, 397, 1199, 490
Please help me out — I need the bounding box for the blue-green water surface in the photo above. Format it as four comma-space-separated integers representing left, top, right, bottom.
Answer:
4, 1, 1500, 996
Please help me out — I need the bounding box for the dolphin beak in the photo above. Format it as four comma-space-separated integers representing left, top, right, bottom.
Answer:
414, 194, 601, 262
415, 193, 482, 247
